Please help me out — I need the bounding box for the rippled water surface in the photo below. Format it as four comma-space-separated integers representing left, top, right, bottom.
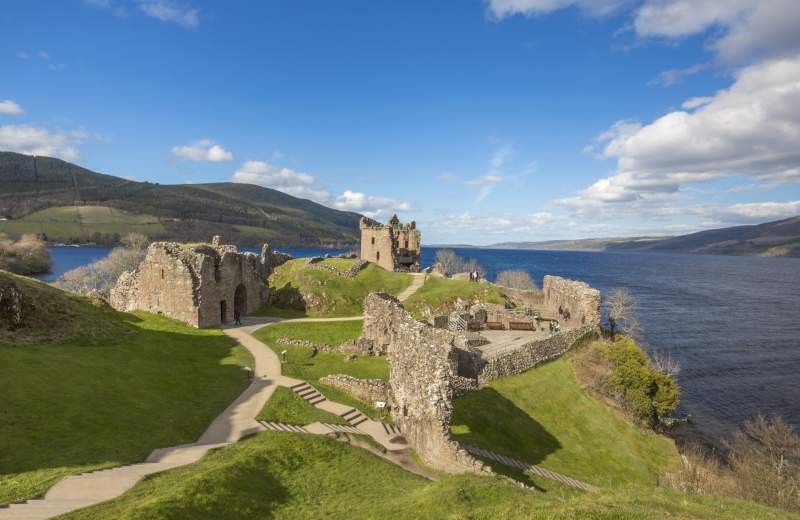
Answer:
43, 245, 800, 444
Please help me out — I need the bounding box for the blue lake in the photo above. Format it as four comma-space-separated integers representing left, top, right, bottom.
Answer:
40, 245, 800, 446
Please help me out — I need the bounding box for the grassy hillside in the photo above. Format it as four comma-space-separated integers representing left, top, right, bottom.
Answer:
261, 258, 411, 317
0, 151, 361, 247
451, 347, 679, 489
58, 432, 798, 520
0, 274, 252, 503
402, 276, 505, 318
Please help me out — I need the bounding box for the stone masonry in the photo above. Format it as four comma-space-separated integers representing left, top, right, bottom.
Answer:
361, 293, 489, 474
110, 237, 289, 328
359, 215, 421, 272
318, 374, 390, 405
542, 275, 601, 327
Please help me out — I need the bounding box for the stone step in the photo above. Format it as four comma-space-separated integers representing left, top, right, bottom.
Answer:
307, 395, 326, 405
322, 423, 362, 435
258, 421, 308, 433
289, 382, 308, 390
340, 409, 369, 426
381, 422, 401, 435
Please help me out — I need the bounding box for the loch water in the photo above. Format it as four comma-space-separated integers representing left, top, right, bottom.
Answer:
41, 245, 800, 446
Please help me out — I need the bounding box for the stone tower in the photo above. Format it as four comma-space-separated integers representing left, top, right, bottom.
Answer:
359, 215, 421, 272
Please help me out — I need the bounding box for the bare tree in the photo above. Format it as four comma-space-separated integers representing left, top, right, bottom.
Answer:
0, 233, 52, 275
604, 287, 641, 340
496, 269, 537, 291
651, 350, 681, 377
434, 249, 459, 275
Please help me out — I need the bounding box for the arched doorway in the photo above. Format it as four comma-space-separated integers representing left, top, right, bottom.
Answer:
234, 284, 247, 320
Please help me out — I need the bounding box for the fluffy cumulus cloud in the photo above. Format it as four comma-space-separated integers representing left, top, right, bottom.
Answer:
486, 0, 628, 19
137, 1, 199, 28
171, 139, 233, 162
715, 200, 800, 223
0, 125, 86, 161
332, 190, 411, 218
568, 55, 800, 213
0, 100, 23, 115
232, 161, 410, 218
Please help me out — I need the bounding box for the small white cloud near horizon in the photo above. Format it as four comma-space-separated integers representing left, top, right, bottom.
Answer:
333, 190, 412, 219
0, 124, 87, 162
648, 63, 709, 87
485, 0, 627, 20
171, 139, 233, 162
0, 100, 24, 116
138, 1, 199, 28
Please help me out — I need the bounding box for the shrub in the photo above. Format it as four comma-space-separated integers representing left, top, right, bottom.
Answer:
0, 234, 52, 275
495, 269, 537, 291
433, 249, 485, 277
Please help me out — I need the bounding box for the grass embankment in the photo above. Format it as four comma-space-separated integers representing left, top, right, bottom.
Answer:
253, 321, 389, 420
258, 387, 347, 425
59, 432, 798, 520
402, 276, 505, 318
258, 258, 411, 317
0, 274, 252, 504
0, 205, 165, 240
451, 343, 679, 490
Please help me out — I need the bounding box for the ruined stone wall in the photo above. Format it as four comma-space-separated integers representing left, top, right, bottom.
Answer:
359, 216, 421, 272
361, 293, 488, 474
543, 275, 601, 327
306, 259, 369, 279
110, 239, 288, 328
359, 222, 395, 271
477, 326, 594, 384
318, 374, 389, 405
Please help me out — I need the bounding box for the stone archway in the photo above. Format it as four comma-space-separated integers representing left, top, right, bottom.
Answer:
234, 283, 247, 319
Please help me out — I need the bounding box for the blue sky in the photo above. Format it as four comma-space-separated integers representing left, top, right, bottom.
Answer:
3, 0, 800, 245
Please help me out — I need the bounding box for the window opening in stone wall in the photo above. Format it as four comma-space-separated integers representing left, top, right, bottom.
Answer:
376, 251, 380, 262
371, 236, 375, 245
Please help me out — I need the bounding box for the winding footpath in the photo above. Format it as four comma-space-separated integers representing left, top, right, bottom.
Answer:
0, 272, 594, 519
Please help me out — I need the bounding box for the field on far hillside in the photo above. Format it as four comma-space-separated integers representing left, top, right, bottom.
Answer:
56, 432, 797, 520
0, 205, 166, 241
260, 258, 411, 317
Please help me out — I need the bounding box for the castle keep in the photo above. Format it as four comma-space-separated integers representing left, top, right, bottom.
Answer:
110, 236, 288, 328
359, 215, 421, 272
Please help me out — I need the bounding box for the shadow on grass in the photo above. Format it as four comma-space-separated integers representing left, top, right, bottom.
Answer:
451, 387, 561, 466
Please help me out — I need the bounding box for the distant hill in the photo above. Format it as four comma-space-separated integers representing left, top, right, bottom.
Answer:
0, 152, 361, 247
487, 217, 800, 258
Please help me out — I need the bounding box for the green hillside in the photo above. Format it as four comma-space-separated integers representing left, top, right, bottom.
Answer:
0, 152, 361, 247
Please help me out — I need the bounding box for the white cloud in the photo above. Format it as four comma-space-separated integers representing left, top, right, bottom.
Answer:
38, 51, 49, 60
466, 174, 504, 202
0, 125, 86, 161
633, 0, 800, 62
171, 139, 233, 162
648, 63, 709, 87
716, 200, 800, 222
332, 190, 412, 219
138, 1, 198, 28
571, 55, 800, 211
439, 211, 554, 236
17, 51, 28, 60
0, 100, 23, 116
486, 0, 628, 19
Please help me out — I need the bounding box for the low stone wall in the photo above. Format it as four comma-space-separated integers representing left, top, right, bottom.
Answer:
276, 337, 336, 352
477, 326, 594, 384
318, 374, 389, 405
306, 259, 369, 279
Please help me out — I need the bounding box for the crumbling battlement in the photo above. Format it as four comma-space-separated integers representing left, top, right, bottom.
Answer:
359, 215, 421, 272
110, 238, 289, 328
543, 275, 601, 327
361, 293, 489, 474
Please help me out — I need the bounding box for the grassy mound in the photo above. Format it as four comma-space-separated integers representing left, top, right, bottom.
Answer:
0, 307, 252, 504
260, 258, 411, 317
59, 433, 797, 520
451, 349, 679, 489
258, 387, 347, 425
0, 270, 131, 344
0, 205, 166, 240
402, 276, 505, 318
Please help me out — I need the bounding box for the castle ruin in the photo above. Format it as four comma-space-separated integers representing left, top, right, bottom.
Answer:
110, 236, 289, 328
359, 215, 421, 272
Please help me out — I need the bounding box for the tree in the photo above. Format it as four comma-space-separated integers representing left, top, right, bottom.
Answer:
0, 233, 53, 275
604, 287, 641, 340
434, 249, 459, 275
496, 269, 537, 291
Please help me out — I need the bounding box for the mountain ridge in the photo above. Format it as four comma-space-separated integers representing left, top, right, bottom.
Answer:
0, 152, 361, 247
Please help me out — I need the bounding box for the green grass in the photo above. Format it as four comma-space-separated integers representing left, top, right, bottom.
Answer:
253, 321, 388, 382
0, 205, 166, 240
59, 432, 799, 520
257, 387, 347, 425
319, 257, 358, 270
260, 258, 411, 317
0, 309, 252, 504
403, 276, 505, 318
451, 351, 679, 489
